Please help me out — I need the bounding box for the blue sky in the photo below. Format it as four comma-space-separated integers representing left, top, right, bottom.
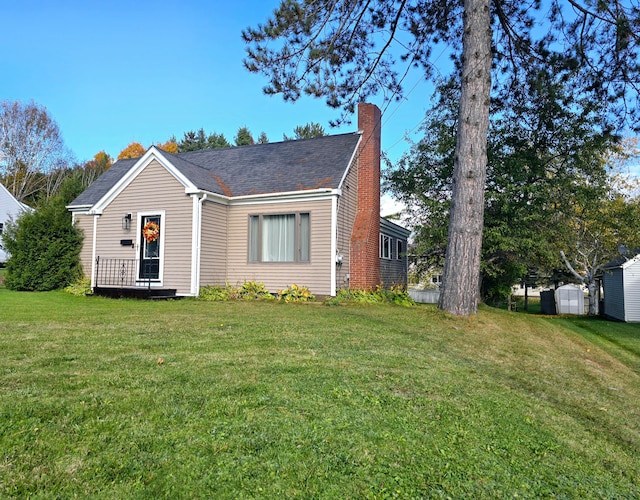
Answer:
0, 0, 432, 174
5, 1, 635, 213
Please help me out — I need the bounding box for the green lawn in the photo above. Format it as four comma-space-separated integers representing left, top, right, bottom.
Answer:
0, 289, 638, 498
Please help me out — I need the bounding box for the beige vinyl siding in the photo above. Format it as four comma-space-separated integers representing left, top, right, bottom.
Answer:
336, 162, 358, 290
74, 214, 94, 278
200, 200, 228, 286
95, 160, 194, 294
226, 199, 333, 295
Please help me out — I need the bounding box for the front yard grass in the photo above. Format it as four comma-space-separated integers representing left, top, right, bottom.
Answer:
0, 289, 638, 498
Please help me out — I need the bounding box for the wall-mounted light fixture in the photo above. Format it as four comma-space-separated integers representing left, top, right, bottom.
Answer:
122, 213, 132, 230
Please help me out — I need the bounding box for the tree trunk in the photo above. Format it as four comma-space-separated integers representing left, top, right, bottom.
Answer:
587, 280, 598, 315
438, 0, 492, 316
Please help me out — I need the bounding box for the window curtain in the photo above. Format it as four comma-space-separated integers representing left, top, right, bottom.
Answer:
262, 214, 295, 262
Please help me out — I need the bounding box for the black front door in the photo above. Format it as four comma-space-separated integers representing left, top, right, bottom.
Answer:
140, 215, 161, 280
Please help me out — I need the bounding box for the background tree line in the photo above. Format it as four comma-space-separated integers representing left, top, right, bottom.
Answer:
386, 76, 640, 309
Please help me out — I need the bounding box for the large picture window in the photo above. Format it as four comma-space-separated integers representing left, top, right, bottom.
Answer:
249, 213, 310, 263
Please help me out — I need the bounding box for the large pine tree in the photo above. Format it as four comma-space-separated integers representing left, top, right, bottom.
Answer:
243, 0, 639, 315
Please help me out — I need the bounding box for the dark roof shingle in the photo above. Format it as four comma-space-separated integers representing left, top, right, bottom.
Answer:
69, 132, 361, 207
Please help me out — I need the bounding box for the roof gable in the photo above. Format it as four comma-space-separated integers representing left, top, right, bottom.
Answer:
69, 147, 198, 213
604, 253, 640, 270
0, 182, 32, 221
69, 133, 362, 209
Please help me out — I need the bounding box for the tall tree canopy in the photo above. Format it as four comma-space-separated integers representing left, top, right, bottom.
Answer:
0, 100, 72, 203
244, 0, 640, 315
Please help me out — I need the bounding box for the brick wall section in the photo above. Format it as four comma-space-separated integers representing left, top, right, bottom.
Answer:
350, 103, 381, 290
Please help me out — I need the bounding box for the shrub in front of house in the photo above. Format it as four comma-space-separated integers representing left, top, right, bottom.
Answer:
324, 285, 415, 306
3, 196, 83, 291
63, 278, 93, 296
235, 280, 275, 300
277, 284, 315, 303
199, 284, 233, 301
199, 281, 275, 301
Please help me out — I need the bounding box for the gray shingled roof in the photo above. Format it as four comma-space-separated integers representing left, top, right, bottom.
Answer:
69, 133, 361, 207
69, 158, 138, 207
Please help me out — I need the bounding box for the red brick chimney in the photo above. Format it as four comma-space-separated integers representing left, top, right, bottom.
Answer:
350, 103, 381, 290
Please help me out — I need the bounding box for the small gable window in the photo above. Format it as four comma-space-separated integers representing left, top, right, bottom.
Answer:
249, 213, 310, 263
380, 234, 392, 260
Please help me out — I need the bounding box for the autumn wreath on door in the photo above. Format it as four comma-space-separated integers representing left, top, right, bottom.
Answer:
142, 221, 160, 243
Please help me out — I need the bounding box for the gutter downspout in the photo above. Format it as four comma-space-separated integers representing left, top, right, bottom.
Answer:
192, 193, 208, 296
90, 214, 99, 290
330, 194, 338, 297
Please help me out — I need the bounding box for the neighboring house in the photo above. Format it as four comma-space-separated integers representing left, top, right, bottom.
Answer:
602, 254, 640, 322
0, 182, 32, 264
67, 104, 409, 297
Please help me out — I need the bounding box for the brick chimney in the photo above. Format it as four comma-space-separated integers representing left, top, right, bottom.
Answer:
350, 103, 381, 290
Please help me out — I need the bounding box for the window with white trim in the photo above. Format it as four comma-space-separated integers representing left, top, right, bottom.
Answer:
397, 240, 404, 260
380, 234, 392, 260
249, 213, 310, 263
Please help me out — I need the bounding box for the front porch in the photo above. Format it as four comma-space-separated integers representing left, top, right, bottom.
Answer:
94, 257, 177, 299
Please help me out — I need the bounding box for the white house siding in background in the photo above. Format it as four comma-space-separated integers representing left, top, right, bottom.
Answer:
0, 182, 29, 227
604, 254, 640, 322
603, 255, 640, 322
0, 182, 32, 262
623, 260, 640, 322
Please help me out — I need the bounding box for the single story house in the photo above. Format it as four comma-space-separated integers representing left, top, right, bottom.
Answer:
67, 103, 410, 297
0, 182, 32, 264
602, 253, 640, 322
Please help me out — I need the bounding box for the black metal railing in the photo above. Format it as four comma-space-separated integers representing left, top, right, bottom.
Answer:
94, 257, 154, 289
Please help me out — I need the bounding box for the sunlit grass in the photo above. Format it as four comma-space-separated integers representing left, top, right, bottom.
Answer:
0, 289, 638, 498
